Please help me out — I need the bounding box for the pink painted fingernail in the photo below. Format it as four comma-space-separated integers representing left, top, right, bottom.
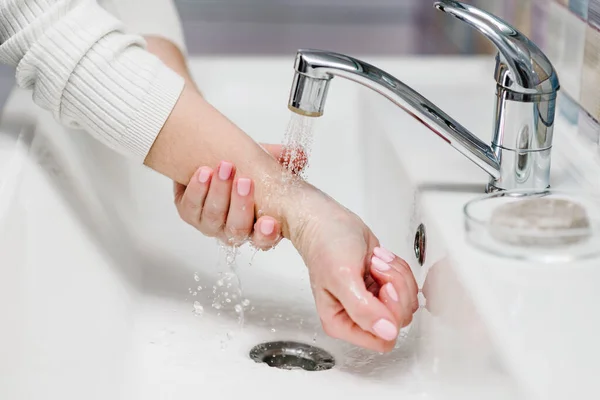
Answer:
198, 167, 211, 183
371, 256, 391, 272
385, 283, 399, 302
237, 178, 251, 197
218, 161, 233, 181
260, 219, 275, 235
374, 247, 395, 263
373, 319, 398, 341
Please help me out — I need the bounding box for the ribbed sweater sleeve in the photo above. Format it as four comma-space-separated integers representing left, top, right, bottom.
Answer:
0, 0, 185, 161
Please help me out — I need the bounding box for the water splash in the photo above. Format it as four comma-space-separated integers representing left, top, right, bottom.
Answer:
281, 113, 317, 180
188, 113, 318, 348
193, 301, 204, 316
211, 242, 246, 329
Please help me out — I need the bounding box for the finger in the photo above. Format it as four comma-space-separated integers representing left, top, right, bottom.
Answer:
329, 268, 399, 344
175, 166, 212, 226
315, 289, 395, 353
374, 247, 419, 313
250, 216, 282, 250
224, 177, 254, 245
199, 161, 235, 236
370, 258, 413, 328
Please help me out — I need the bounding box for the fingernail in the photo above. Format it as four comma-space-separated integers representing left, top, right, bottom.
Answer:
237, 178, 251, 197
373, 319, 398, 341
218, 161, 233, 180
385, 283, 398, 302
374, 247, 395, 263
198, 168, 211, 183
260, 219, 275, 236
371, 256, 391, 272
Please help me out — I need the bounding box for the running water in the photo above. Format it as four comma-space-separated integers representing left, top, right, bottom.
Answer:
214, 243, 246, 328
281, 113, 317, 180
191, 112, 318, 341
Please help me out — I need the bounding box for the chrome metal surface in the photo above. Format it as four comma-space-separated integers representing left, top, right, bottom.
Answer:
435, 0, 559, 94
249, 341, 335, 371
287, 1, 559, 192
414, 224, 426, 266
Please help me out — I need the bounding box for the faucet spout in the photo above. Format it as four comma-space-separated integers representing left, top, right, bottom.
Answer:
287, 1, 559, 192
288, 50, 502, 180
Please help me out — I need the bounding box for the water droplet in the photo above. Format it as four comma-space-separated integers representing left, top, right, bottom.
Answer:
194, 273, 200, 282
193, 301, 204, 315
226, 298, 231, 303
192, 291, 197, 296
227, 331, 235, 340
213, 303, 222, 310
242, 299, 250, 307
271, 328, 277, 333
217, 280, 224, 287
197, 285, 203, 291
234, 304, 243, 313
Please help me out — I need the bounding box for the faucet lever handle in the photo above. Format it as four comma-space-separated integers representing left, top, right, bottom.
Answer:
434, 0, 559, 94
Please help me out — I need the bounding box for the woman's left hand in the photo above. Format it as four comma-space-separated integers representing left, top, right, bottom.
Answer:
173, 144, 305, 250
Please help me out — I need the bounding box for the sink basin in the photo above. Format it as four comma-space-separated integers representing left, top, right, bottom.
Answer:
3, 56, 590, 399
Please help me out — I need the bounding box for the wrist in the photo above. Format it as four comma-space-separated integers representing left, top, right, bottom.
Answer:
251, 167, 312, 242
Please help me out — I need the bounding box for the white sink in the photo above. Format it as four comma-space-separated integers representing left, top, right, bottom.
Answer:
0, 56, 596, 400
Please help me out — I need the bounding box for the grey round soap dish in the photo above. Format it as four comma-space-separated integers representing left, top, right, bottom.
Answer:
463, 189, 600, 262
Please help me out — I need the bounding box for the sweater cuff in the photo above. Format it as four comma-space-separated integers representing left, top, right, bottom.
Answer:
124, 63, 185, 161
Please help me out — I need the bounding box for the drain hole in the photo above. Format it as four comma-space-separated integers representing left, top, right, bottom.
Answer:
249, 341, 335, 371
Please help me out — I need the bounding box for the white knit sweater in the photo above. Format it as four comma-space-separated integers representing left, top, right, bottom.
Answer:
0, 0, 186, 161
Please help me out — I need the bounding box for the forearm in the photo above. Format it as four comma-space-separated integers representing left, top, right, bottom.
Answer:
142, 37, 306, 238
144, 84, 305, 237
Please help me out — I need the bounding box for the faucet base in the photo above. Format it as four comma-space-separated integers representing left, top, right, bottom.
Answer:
486, 183, 551, 193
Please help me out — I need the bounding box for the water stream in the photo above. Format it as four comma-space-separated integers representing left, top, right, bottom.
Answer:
191, 113, 317, 342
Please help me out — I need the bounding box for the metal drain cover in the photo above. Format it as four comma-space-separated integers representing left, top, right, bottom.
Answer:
249, 341, 335, 371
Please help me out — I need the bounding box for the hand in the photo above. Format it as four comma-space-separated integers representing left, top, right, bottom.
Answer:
173, 144, 306, 249
289, 188, 419, 352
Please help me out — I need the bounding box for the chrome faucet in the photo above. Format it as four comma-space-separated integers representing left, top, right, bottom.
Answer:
287, 0, 560, 192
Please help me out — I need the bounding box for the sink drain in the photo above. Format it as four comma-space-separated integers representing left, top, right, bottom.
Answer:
249, 341, 335, 371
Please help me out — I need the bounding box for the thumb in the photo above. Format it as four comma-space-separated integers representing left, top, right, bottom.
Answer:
173, 181, 186, 204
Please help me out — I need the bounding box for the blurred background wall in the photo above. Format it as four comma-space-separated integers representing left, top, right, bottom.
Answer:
175, 0, 525, 55
0, 0, 579, 110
